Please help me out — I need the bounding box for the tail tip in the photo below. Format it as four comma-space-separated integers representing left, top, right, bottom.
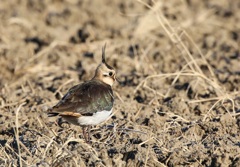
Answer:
47, 112, 59, 117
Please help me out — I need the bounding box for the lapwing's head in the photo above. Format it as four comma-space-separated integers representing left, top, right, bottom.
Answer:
93, 44, 116, 86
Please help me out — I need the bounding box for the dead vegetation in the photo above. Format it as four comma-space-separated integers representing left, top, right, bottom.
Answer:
0, 0, 240, 166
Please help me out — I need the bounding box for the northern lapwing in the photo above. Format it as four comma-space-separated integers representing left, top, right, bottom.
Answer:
48, 44, 116, 142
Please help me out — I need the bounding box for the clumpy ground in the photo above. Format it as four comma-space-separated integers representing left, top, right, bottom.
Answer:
0, 0, 239, 166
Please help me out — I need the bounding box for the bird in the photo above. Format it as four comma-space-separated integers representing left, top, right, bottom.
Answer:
48, 44, 116, 142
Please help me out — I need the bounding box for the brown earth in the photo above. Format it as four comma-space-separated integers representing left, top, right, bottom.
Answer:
0, 0, 240, 166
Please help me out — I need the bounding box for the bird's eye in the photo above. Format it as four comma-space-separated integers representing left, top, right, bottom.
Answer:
109, 72, 113, 76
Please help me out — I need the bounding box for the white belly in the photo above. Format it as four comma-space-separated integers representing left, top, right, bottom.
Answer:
77, 109, 112, 126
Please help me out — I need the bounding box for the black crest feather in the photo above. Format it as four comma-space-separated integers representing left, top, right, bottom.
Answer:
102, 43, 107, 63
101, 43, 113, 69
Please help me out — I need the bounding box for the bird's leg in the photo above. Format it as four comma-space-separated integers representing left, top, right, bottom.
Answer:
87, 125, 91, 143
82, 126, 88, 142
82, 126, 91, 143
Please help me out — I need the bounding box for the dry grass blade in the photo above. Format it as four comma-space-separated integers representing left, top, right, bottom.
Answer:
14, 103, 26, 167
1, 0, 239, 166
135, 0, 228, 102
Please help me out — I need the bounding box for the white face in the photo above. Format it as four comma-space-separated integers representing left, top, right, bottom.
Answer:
95, 63, 116, 86
102, 74, 115, 86
101, 69, 116, 86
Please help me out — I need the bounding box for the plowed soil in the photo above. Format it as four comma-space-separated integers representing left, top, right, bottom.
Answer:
0, 0, 240, 167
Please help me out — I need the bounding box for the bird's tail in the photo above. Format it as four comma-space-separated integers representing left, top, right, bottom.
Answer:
47, 112, 59, 117
46, 107, 59, 117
